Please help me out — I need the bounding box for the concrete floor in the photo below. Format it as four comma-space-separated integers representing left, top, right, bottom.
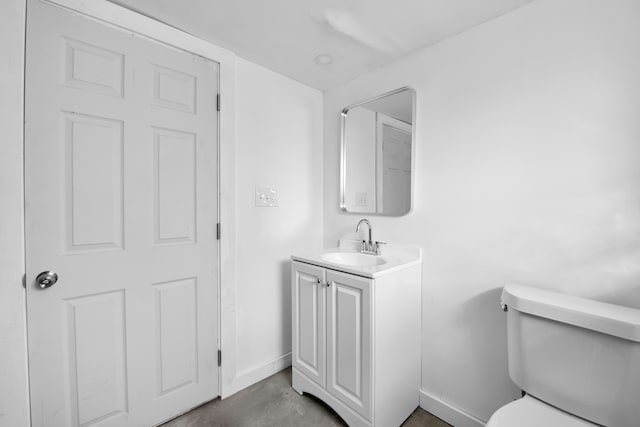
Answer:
161, 368, 451, 427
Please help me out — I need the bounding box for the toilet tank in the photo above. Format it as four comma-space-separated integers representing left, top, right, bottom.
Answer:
502, 284, 640, 427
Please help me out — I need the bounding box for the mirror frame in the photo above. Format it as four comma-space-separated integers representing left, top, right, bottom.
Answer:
339, 86, 416, 216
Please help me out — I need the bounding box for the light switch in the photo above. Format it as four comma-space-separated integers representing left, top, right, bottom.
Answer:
356, 192, 368, 207
255, 187, 278, 207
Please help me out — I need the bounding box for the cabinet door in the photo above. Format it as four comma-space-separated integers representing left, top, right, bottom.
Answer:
291, 262, 326, 387
326, 270, 373, 420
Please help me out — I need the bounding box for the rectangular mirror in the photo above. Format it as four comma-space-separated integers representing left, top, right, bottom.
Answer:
340, 87, 415, 216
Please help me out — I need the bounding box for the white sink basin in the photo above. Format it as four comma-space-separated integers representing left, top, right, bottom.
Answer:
321, 252, 387, 267
292, 243, 421, 278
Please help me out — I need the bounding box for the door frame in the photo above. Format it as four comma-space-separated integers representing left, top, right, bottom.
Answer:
24, 0, 238, 400
375, 112, 412, 214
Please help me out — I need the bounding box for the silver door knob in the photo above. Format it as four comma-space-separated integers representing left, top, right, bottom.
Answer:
36, 271, 58, 289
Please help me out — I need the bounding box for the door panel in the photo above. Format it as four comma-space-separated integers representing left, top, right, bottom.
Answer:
67, 290, 128, 426
152, 127, 197, 245
154, 277, 198, 395
326, 270, 373, 420
62, 37, 125, 97
64, 112, 125, 252
25, 1, 219, 425
151, 64, 197, 113
291, 262, 326, 387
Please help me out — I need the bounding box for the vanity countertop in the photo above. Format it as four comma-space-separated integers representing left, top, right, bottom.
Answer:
291, 244, 422, 279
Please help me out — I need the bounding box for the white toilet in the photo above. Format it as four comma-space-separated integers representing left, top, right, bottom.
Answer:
487, 284, 640, 427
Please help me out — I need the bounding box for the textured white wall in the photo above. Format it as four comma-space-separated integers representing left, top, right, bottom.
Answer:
232, 57, 324, 386
0, 0, 30, 426
323, 0, 640, 422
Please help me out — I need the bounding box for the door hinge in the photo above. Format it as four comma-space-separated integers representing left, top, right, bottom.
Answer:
216, 223, 221, 240
22, 274, 26, 289
218, 350, 222, 367
216, 93, 220, 112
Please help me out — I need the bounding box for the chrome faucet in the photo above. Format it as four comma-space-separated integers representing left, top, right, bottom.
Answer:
355, 219, 384, 255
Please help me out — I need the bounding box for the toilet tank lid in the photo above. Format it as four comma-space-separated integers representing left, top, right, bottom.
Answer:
502, 284, 640, 342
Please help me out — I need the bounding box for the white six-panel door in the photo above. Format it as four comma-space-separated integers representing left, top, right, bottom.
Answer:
24, 1, 219, 425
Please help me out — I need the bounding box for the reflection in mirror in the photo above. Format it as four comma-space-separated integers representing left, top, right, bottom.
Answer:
340, 87, 415, 216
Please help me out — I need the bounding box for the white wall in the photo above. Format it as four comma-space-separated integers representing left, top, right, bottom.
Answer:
323, 0, 640, 424
0, 0, 30, 426
344, 107, 376, 211
227, 57, 324, 393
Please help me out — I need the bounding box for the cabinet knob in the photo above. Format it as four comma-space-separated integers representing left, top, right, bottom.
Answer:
316, 278, 331, 287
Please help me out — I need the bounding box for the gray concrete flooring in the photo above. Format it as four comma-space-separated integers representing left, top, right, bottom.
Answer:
161, 368, 451, 427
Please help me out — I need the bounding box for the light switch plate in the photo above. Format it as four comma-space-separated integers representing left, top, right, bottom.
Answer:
255, 187, 278, 207
355, 192, 368, 207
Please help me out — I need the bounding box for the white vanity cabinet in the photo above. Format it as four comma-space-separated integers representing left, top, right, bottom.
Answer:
291, 253, 421, 427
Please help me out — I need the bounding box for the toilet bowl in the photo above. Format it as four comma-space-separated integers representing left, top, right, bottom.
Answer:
488, 284, 640, 427
486, 395, 596, 427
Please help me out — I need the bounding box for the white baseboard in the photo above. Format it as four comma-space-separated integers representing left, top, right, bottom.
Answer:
224, 352, 292, 398
420, 389, 486, 427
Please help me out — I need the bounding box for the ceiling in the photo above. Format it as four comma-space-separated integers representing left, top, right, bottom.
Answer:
107, 0, 535, 91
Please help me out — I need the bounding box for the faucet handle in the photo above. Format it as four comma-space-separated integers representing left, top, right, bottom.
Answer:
374, 241, 386, 255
